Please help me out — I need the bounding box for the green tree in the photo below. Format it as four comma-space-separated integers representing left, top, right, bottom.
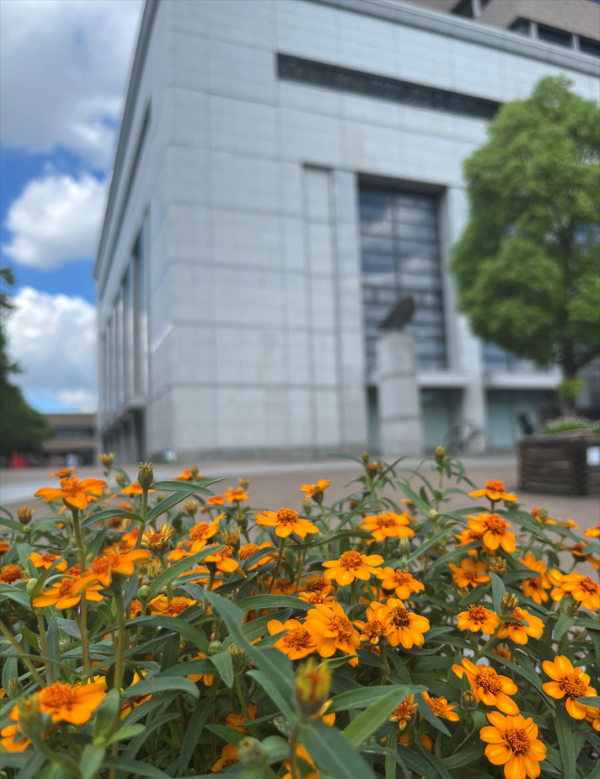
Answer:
452, 76, 600, 414
0, 266, 51, 459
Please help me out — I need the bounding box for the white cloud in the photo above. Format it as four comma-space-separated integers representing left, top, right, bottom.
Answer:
7, 287, 97, 412
0, 0, 143, 168
2, 173, 107, 269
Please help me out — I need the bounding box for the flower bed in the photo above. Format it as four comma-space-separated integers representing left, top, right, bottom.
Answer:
0, 451, 599, 779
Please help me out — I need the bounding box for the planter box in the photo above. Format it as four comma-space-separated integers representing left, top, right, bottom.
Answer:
519, 435, 600, 495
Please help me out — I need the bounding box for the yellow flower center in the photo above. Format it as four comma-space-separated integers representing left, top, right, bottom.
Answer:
40, 682, 78, 709
0, 565, 23, 583
339, 551, 363, 570
304, 591, 327, 604
283, 627, 313, 649
92, 553, 119, 574
505, 727, 530, 755
426, 697, 447, 717
304, 574, 328, 592
363, 620, 385, 639
561, 673, 587, 699
527, 576, 543, 589
392, 571, 413, 585
485, 480, 505, 492
276, 508, 299, 525
165, 597, 192, 616
467, 605, 489, 624
189, 523, 211, 541
40, 553, 58, 564
485, 514, 509, 535
375, 515, 398, 528
474, 667, 502, 693
392, 700, 417, 722
327, 615, 354, 640
59, 579, 75, 597
390, 606, 411, 628
580, 576, 599, 594
238, 544, 259, 560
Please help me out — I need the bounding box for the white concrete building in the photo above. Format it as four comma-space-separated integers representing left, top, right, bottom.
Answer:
94, 0, 600, 462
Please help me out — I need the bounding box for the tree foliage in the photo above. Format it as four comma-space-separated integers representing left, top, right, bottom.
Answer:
452, 76, 600, 379
0, 266, 51, 458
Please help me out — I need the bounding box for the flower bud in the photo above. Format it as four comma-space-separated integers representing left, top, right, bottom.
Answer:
17, 695, 44, 738
8, 678, 23, 698
294, 658, 332, 718
238, 478, 250, 490
59, 638, 71, 653
460, 690, 478, 711
99, 453, 115, 467
184, 500, 198, 517
172, 515, 186, 535
208, 640, 223, 656
368, 461, 382, 474
138, 584, 151, 602
434, 445, 446, 463
235, 513, 247, 528
26, 578, 39, 595
115, 473, 127, 488
428, 509, 439, 521
138, 462, 154, 490
302, 499, 313, 514
490, 558, 506, 578
500, 593, 519, 614
190, 466, 199, 478
238, 737, 266, 768
156, 493, 165, 503
17, 505, 35, 525
537, 508, 548, 521
362, 452, 370, 463
567, 601, 579, 617
399, 537, 412, 555
228, 643, 242, 667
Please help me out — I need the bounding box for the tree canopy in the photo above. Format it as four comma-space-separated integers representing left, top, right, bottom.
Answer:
0, 266, 51, 459
451, 76, 600, 385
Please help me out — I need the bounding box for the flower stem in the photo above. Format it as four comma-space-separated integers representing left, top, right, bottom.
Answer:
36, 609, 52, 684
113, 585, 127, 691
268, 538, 286, 593
71, 507, 91, 679
380, 642, 390, 684
289, 723, 302, 779
319, 503, 330, 534
350, 579, 357, 607
235, 674, 251, 720
135, 488, 149, 549
0, 617, 46, 687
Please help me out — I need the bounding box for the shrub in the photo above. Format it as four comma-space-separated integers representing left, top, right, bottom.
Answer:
0, 452, 599, 779
542, 416, 600, 435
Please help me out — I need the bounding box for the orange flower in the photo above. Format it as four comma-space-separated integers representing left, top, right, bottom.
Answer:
121, 482, 142, 495
33, 575, 104, 610
224, 704, 257, 732
175, 468, 202, 481
208, 495, 224, 506
224, 487, 248, 503
265, 577, 297, 595
187, 651, 214, 687
282, 744, 317, 779
398, 732, 433, 751
381, 598, 430, 649
585, 522, 600, 538
452, 658, 518, 714
543, 655, 597, 719
0, 540, 9, 554
238, 541, 277, 570
518, 553, 550, 605
585, 705, 600, 731
548, 568, 575, 602
480, 711, 546, 779
377, 568, 425, 599
38, 679, 107, 725
142, 525, 174, 554
469, 480, 517, 503
322, 551, 383, 586
75, 548, 151, 590
298, 574, 334, 605
354, 601, 392, 645
255, 508, 319, 539
148, 595, 196, 616
0, 564, 26, 584
304, 601, 361, 666
422, 692, 459, 722
300, 479, 330, 501
389, 695, 418, 730
492, 645, 513, 663
359, 512, 414, 542
453, 527, 484, 556
130, 599, 142, 617
120, 672, 152, 719
497, 607, 544, 645
35, 476, 107, 510
467, 513, 516, 554
457, 604, 499, 635
268, 618, 318, 660
1, 721, 31, 752
50, 466, 76, 478
448, 558, 490, 588
188, 518, 220, 550
211, 743, 239, 772
565, 573, 600, 611
200, 543, 245, 575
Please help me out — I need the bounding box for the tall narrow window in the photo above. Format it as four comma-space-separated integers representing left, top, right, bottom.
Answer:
359, 186, 446, 375
133, 220, 149, 397
123, 263, 134, 401
115, 290, 124, 410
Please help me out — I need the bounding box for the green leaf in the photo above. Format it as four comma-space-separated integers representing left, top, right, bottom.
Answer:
123, 615, 209, 653
343, 687, 413, 747
152, 480, 215, 495
395, 481, 432, 516
210, 649, 234, 687
554, 613, 574, 640
396, 745, 438, 778
205, 723, 246, 746
300, 720, 378, 779
147, 489, 196, 522
80, 509, 142, 529
555, 705, 584, 779
403, 529, 451, 565
0, 583, 30, 608
490, 572, 506, 616
158, 659, 214, 677
106, 724, 146, 744
178, 698, 212, 774
236, 594, 310, 612
14, 752, 47, 779
148, 546, 223, 599
92, 689, 121, 739
120, 677, 199, 700
330, 685, 423, 714
124, 713, 180, 761
444, 743, 486, 769
416, 692, 451, 736
102, 757, 171, 779
579, 696, 600, 707
80, 745, 105, 779
247, 669, 297, 723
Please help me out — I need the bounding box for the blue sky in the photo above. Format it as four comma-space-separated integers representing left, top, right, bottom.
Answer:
0, 0, 143, 412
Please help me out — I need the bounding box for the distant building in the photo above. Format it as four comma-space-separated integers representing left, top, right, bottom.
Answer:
95, 0, 600, 461
42, 414, 97, 466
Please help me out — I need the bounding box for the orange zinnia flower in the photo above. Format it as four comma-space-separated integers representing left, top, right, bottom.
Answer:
457, 604, 499, 635
354, 601, 391, 645
381, 598, 430, 649
238, 541, 277, 570
492, 645, 512, 663
480, 711, 546, 779
518, 552, 550, 604
585, 705, 600, 731
211, 743, 239, 772
449, 558, 490, 588
548, 568, 575, 603
497, 607, 544, 645
376, 568, 424, 599
265, 577, 297, 595
120, 672, 152, 719
564, 573, 600, 611
268, 618, 318, 660
300, 479, 331, 501
148, 595, 196, 616
224, 704, 258, 733
33, 575, 104, 610
322, 551, 383, 586
467, 513, 516, 554
304, 602, 361, 666
422, 692, 459, 722
50, 466, 76, 478
175, 468, 202, 481
187, 651, 214, 687
208, 495, 225, 506
189, 518, 220, 550
40, 679, 107, 725
542, 655, 597, 719
585, 522, 600, 538
359, 512, 414, 542
75, 548, 151, 591
469, 479, 517, 503
121, 482, 144, 495
255, 508, 319, 539
0, 540, 10, 554
200, 543, 244, 575
453, 527, 484, 556
389, 695, 418, 730
142, 525, 174, 554
0, 564, 26, 584
35, 476, 107, 510
224, 487, 248, 503
453, 658, 518, 714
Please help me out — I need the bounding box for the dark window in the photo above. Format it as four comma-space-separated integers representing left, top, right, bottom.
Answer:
359, 187, 447, 374
580, 36, 600, 57
52, 428, 95, 439
510, 18, 532, 37
452, 0, 474, 18
537, 24, 572, 48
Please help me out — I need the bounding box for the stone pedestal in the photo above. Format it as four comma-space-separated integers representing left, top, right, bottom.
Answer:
376, 332, 422, 456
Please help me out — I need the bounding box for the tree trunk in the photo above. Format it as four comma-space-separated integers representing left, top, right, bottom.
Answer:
559, 358, 578, 417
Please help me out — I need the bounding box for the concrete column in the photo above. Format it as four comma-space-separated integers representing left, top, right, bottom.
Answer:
376, 331, 422, 457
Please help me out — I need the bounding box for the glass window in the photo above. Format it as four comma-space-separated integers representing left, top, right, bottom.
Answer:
133, 220, 149, 397
537, 24, 572, 48
359, 186, 447, 374
510, 18, 532, 37
123, 262, 134, 402
579, 36, 600, 57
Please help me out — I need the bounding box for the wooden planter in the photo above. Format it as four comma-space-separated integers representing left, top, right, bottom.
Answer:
519, 435, 600, 496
